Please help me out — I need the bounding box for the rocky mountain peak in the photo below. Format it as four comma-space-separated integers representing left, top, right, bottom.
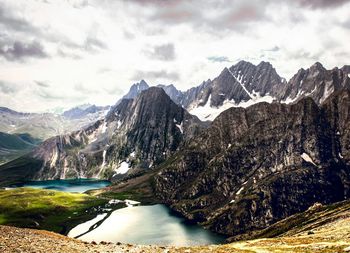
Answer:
62, 104, 109, 120
0, 85, 206, 183
122, 80, 150, 100
282, 62, 350, 104
342, 65, 350, 75
156, 84, 183, 103
137, 86, 170, 103
310, 61, 326, 71
257, 60, 273, 68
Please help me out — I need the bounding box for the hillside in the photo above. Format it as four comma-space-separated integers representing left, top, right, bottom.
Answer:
0, 132, 39, 165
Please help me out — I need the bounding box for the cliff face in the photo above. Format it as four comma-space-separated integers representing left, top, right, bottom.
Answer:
281, 63, 350, 104
154, 90, 350, 237
187, 61, 285, 109
0, 88, 204, 184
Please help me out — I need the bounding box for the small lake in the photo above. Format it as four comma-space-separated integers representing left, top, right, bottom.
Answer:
14, 179, 111, 193
68, 204, 226, 246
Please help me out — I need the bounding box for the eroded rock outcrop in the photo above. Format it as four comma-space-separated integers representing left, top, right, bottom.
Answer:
154, 90, 350, 237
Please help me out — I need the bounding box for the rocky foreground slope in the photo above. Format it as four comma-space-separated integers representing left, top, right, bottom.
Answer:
1, 200, 350, 253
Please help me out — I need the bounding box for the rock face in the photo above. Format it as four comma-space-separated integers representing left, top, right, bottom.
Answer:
121, 80, 150, 100
0, 88, 204, 184
281, 62, 350, 104
185, 61, 286, 120
342, 65, 350, 75
154, 89, 350, 238
182, 61, 350, 121
109, 61, 350, 123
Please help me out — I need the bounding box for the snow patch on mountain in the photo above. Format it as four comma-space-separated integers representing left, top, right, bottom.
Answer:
174, 118, 183, 134
189, 93, 275, 121
320, 81, 335, 104
301, 153, 317, 166
227, 68, 253, 99
101, 122, 108, 134
96, 149, 107, 178
236, 186, 244, 195
114, 161, 130, 175
282, 89, 304, 104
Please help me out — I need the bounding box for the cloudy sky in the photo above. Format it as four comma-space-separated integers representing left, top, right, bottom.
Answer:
0, 0, 349, 112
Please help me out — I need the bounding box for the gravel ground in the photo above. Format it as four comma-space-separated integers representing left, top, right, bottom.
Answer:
1, 221, 350, 253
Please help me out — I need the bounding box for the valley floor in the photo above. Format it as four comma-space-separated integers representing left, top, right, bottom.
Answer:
1, 209, 349, 253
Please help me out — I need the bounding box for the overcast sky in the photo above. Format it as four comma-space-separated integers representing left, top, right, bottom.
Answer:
0, 0, 349, 112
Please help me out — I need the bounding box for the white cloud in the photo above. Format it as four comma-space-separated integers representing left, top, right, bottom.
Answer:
0, 0, 349, 112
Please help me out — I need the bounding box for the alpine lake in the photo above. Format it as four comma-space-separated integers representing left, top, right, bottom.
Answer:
11, 179, 226, 246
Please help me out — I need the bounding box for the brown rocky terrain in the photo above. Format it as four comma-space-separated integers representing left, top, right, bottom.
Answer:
155, 89, 350, 238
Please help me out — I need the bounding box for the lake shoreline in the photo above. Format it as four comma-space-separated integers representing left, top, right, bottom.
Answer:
68, 204, 226, 246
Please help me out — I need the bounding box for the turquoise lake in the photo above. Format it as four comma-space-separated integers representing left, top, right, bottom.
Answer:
14, 179, 111, 193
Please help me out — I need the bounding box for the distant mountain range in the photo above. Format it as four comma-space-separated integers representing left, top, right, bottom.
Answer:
118, 61, 350, 121
0, 104, 110, 140
62, 104, 110, 120
1, 60, 350, 240
0, 104, 110, 164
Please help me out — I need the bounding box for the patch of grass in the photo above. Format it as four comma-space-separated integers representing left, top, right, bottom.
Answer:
0, 188, 108, 234
0, 214, 6, 224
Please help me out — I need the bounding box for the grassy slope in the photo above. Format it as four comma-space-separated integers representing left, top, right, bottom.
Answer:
0, 156, 43, 187
0, 132, 40, 165
0, 188, 108, 234
90, 169, 160, 204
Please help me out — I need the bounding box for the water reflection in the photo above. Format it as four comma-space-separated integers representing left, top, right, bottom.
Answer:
68, 204, 225, 246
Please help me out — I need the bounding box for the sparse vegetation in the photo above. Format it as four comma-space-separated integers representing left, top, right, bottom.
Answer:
0, 188, 108, 234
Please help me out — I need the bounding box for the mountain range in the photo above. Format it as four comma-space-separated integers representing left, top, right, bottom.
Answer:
1, 60, 350, 239
0, 104, 110, 164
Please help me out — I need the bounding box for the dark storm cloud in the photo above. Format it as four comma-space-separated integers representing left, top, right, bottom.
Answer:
133, 70, 179, 81
212, 3, 268, 30
0, 40, 48, 61
145, 43, 176, 61
0, 2, 106, 60
207, 56, 231, 63
0, 81, 17, 94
